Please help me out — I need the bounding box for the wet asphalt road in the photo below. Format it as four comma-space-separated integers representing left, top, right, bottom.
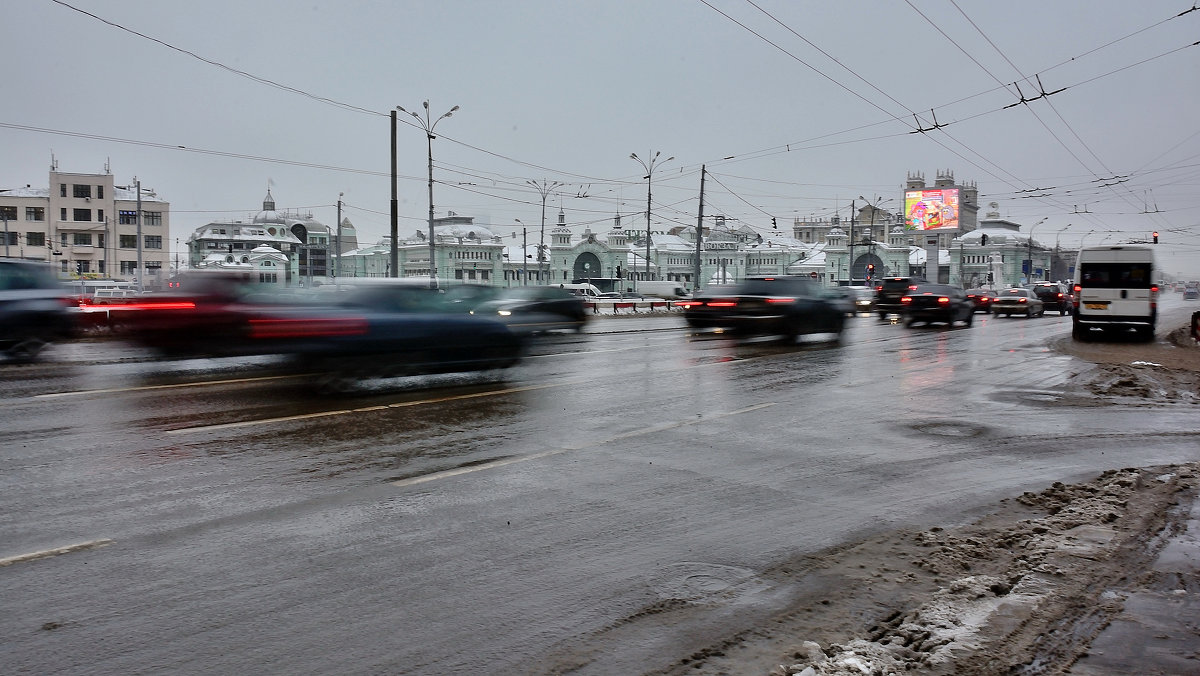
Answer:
2, 300, 1198, 674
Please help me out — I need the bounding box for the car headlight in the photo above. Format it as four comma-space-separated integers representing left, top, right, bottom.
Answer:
498, 310, 512, 316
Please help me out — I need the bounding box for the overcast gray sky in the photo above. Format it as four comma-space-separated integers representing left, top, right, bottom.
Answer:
5, 0, 1199, 276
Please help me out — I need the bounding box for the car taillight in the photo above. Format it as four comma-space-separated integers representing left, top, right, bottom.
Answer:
938, 297, 950, 305
874, 285, 882, 292
908, 285, 919, 290
765, 297, 796, 304
247, 317, 368, 339
82, 300, 198, 311
1072, 284, 1082, 308
675, 300, 702, 308
900, 296, 912, 304
707, 300, 737, 307
1018, 298, 1027, 303
1151, 284, 1158, 310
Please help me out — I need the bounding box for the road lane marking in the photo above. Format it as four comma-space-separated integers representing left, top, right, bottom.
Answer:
0, 539, 114, 567
390, 402, 776, 488
34, 374, 300, 399
166, 379, 588, 435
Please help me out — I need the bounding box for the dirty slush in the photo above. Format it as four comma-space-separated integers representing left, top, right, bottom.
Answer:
647, 326, 1200, 676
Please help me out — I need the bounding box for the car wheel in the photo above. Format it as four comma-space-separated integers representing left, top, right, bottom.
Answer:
964, 312, 974, 327
4, 336, 48, 363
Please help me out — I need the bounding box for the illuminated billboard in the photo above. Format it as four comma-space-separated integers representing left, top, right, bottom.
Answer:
905, 188, 960, 231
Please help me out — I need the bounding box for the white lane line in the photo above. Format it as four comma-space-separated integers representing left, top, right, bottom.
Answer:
34, 374, 298, 399
390, 402, 776, 488
0, 539, 114, 567
166, 379, 587, 435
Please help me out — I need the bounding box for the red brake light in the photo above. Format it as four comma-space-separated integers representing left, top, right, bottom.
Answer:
1018, 298, 1027, 303
707, 301, 737, 308
765, 297, 796, 304
908, 285, 919, 290
247, 317, 368, 339
80, 300, 198, 311
938, 297, 950, 305
900, 296, 912, 304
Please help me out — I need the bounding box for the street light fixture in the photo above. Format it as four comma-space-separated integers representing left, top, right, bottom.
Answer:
526, 179, 563, 285
630, 151, 674, 286
397, 101, 459, 288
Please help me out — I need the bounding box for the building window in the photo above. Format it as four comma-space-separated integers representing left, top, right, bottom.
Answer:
145, 261, 161, 271
2, 232, 16, 246
98, 260, 106, 274
60, 184, 67, 197
77, 260, 90, 274
73, 233, 92, 246
144, 235, 162, 249
97, 185, 104, 200
0, 206, 17, 223
143, 211, 163, 226
119, 235, 137, 248
97, 209, 104, 222
60, 208, 67, 221
27, 232, 45, 247
26, 207, 44, 221
97, 234, 105, 250
73, 184, 91, 199
73, 208, 91, 222
120, 261, 137, 274
119, 210, 137, 225
61, 232, 68, 246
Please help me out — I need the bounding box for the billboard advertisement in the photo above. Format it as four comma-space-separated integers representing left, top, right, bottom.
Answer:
905, 188, 960, 230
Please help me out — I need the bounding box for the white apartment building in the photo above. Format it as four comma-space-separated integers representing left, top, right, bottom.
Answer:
0, 164, 171, 290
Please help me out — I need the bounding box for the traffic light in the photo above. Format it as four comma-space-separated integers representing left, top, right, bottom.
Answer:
771, 217, 778, 229
1152, 231, 1159, 244
866, 263, 875, 279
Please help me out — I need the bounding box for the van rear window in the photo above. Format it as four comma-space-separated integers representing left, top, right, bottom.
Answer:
1079, 262, 1152, 288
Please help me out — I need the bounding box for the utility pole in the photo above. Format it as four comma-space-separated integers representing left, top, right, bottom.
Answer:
135, 178, 143, 294
390, 110, 398, 278
848, 198, 856, 285
693, 165, 706, 293
398, 101, 459, 289
527, 179, 563, 286
335, 193, 342, 281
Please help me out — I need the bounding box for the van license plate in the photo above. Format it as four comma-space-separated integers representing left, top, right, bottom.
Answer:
1085, 302, 1108, 309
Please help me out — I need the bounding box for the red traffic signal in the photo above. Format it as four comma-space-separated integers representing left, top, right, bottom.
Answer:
1152, 231, 1159, 244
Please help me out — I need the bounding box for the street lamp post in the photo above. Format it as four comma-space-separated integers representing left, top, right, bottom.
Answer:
397, 101, 459, 288
630, 151, 674, 286
1027, 217, 1047, 283
527, 179, 563, 286
334, 192, 342, 281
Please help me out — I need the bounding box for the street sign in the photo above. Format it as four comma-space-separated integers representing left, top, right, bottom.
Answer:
810, 272, 817, 279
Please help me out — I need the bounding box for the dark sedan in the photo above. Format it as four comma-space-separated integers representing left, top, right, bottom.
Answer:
1026, 282, 1072, 315
964, 288, 995, 314
900, 284, 974, 327
0, 258, 76, 362
120, 273, 527, 384
469, 285, 588, 334
681, 276, 845, 341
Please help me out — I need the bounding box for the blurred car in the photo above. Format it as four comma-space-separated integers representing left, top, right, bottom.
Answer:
1026, 282, 1072, 315
678, 285, 740, 328
0, 258, 76, 362
121, 273, 527, 381
469, 285, 588, 334
900, 284, 974, 327
964, 288, 995, 313
1185, 286, 1200, 301
874, 277, 916, 319
680, 276, 845, 341
992, 287, 1045, 317
827, 285, 873, 316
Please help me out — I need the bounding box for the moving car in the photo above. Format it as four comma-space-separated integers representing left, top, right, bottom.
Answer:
1072, 245, 1157, 341
874, 277, 916, 319
0, 258, 76, 362
680, 276, 845, 341
900, 284, 974, 327
678, 285, 739, 328
964, 288, 995, 313
828, 285, 874, 315
470, 285, 588, 334
992, 288, 1045, 317
1026, 282, 1072, 315
1184, 285, 1199, 301
120, 273, 527, 382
